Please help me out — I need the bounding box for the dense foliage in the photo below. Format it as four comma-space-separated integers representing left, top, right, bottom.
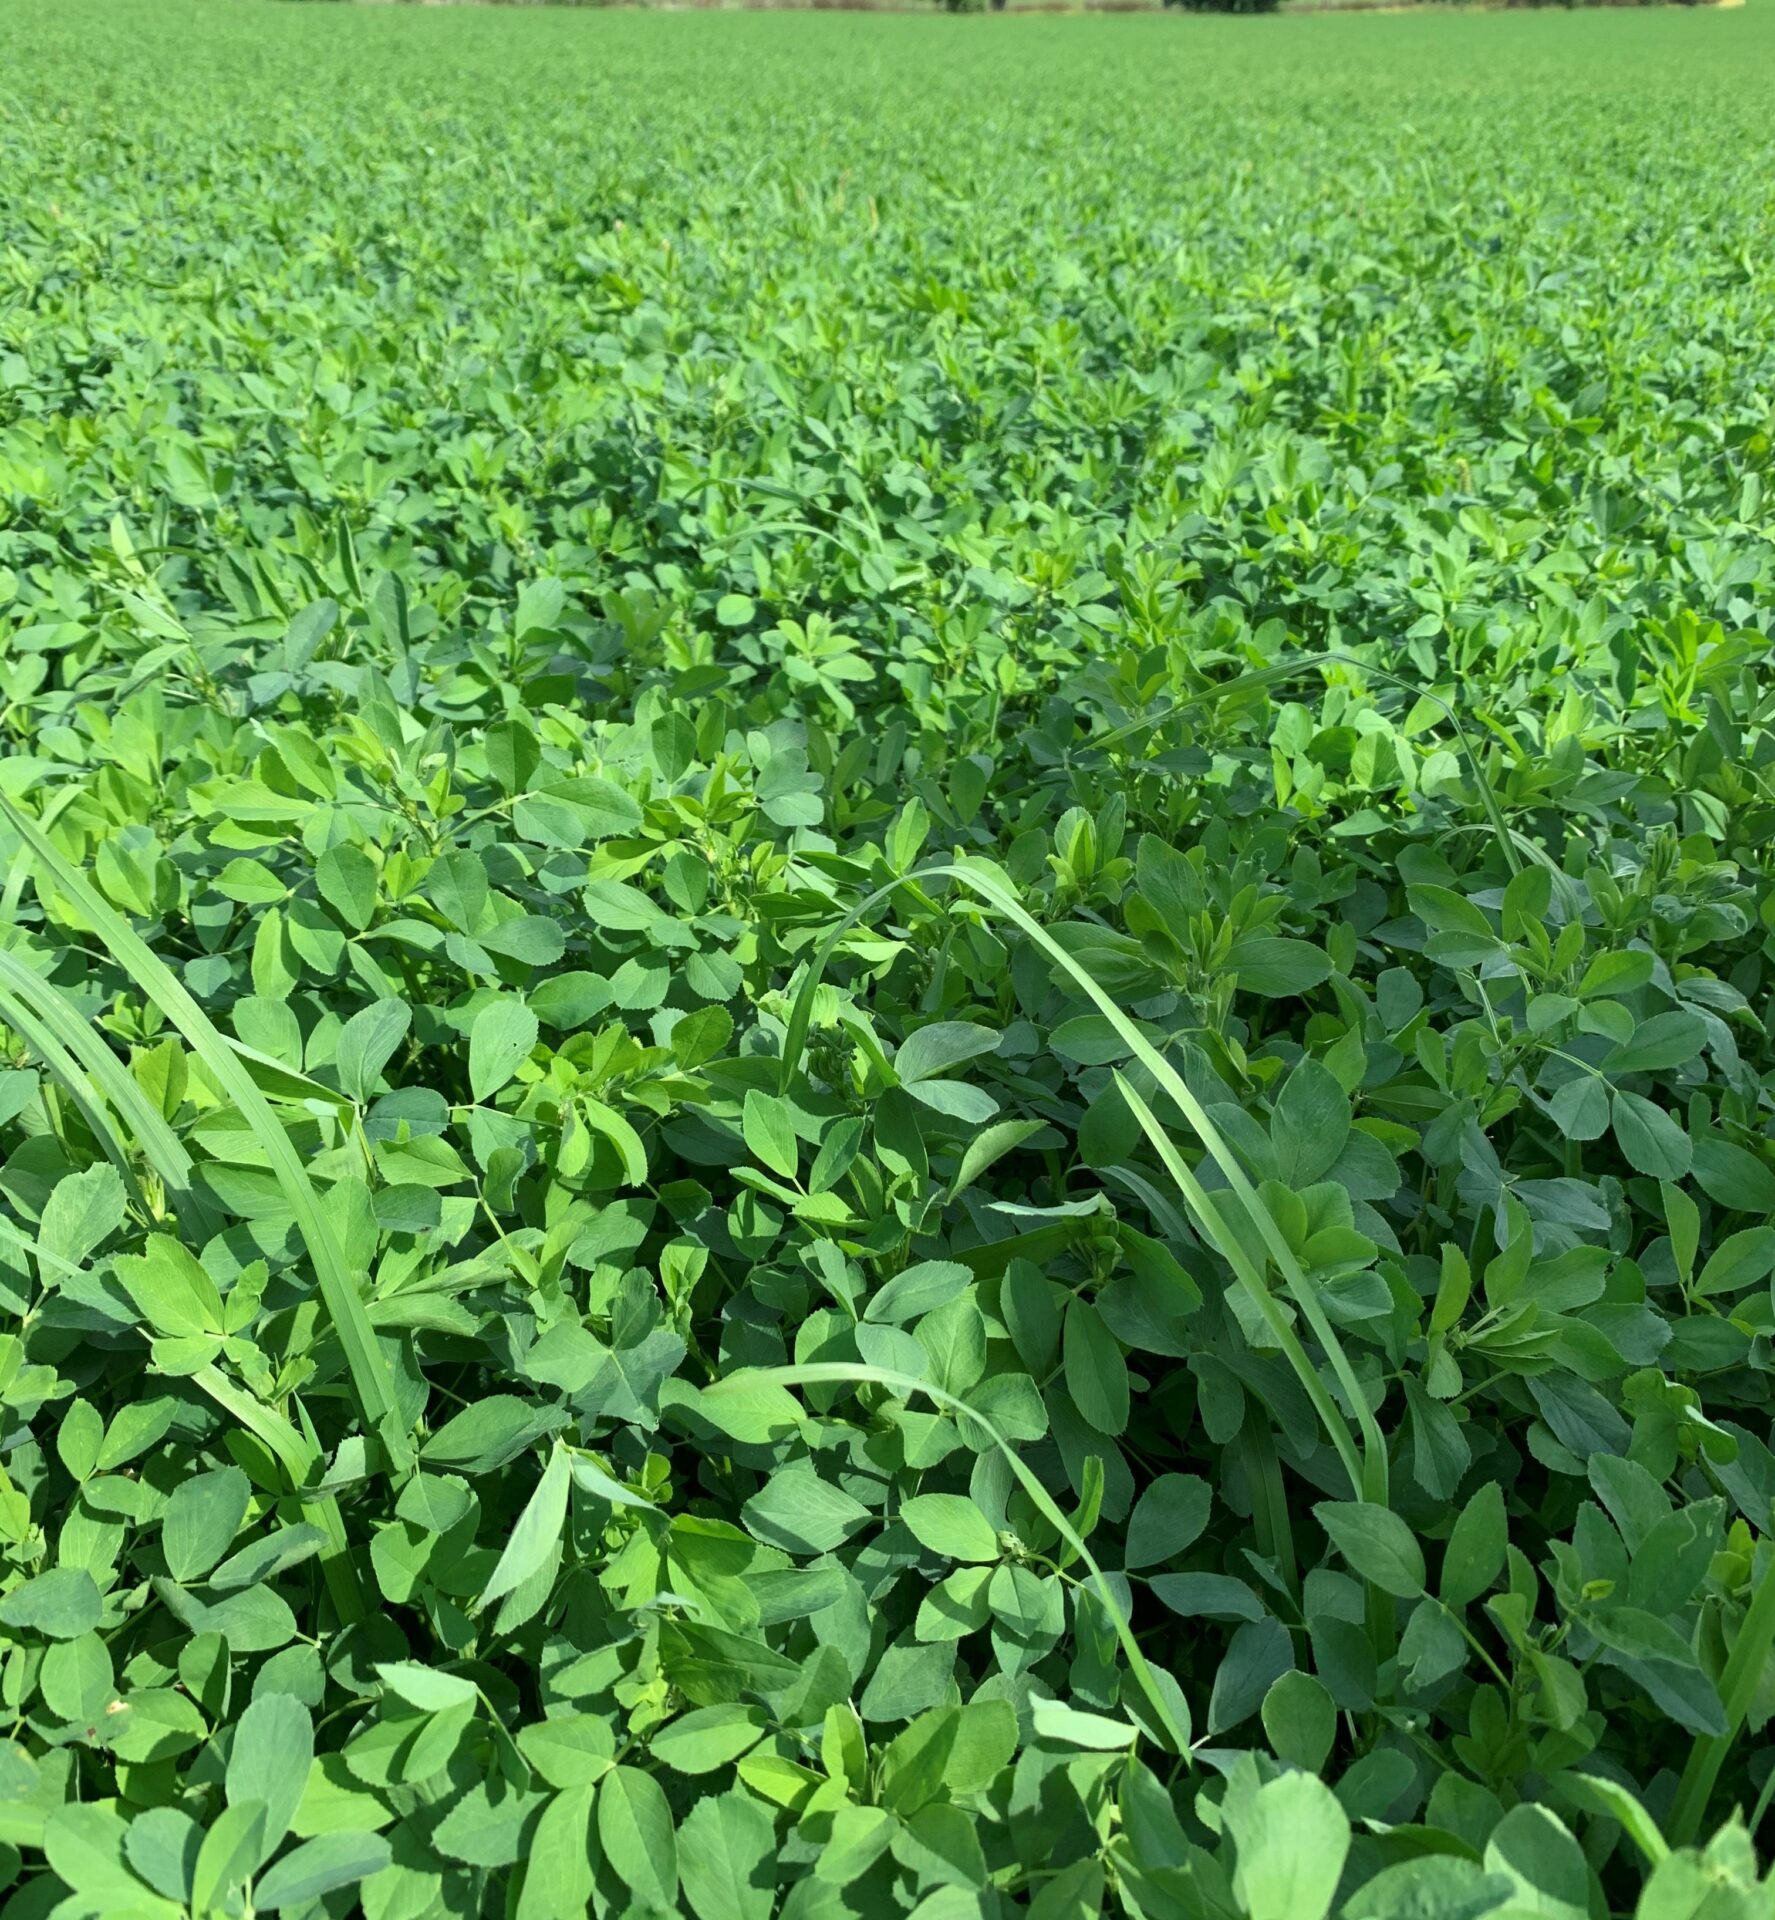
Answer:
3, 3, 1775, 1917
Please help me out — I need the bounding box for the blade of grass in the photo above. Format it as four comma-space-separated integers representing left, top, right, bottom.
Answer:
1669, 1535, 1775, 1846
0, 788, 83, 928
964, 861, 1389, 1506
1238, 1401, 1298, 1597
0, 948, 222, 1240
1113, 1072, 1366, 1502
0, 971, 147, 1216
779, 859, 1387, 1506
757, 1360, 1192, 1758
190, 1365, 319, 1488
1100, 1162, 1196, 1248
2, 794, 414, 1479
963, 869, 1400, 1632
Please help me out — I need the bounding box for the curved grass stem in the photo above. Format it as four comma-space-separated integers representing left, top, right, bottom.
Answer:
2, 794, 414, 1480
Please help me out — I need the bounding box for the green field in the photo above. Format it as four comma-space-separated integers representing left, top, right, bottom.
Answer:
5, 3, 1775, 1917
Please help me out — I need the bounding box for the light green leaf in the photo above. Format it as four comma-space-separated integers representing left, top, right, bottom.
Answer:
597, 1764, 678, 1911
515, 1787, 597, 1920
163, 1465, 251, 1583
1030, 1701, 1137, 1749
742, 1089, 799, 1181
1441, 1482, 1507, 1610
192, 1800, 266, 1915
335, 997, 411, 1103
1062, 1300, 1128, 1437
742, 1465, 870, 1555
1125, 1474, 1212, 1570
1227, 1772, 1350, 1920
315, 844, 377, 931
0, 1567, 102, 1639
678, 1788, 775, 1920
470, 997, 539, 1102
39, 1164, 127, 1269
651, 1706, 770, 1776
1314, 1500, 1426, 1598
115, 1237, 224, 1340
899, 1494, 998, 1564
580, 1096, 649, 1186
479, 1443, 571, 1609
226, 1692, 311, 1861
866, 1260, 972, 1326
895, 1022, 1000, 1085
1610, 1090, 1693, 1180
375, 1662, 479, 1713
516, 1715, 617, 1789
255, 1832, 393, 1910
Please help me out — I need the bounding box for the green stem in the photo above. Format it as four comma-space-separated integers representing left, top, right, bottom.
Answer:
1670, 1539, 1775, 1846
1238, 1405, 1298, 1598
